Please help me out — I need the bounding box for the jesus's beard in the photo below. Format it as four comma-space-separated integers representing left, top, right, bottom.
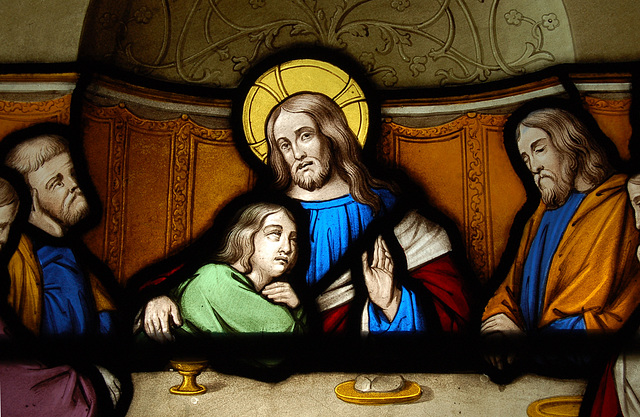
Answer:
535, 167, 575, 209
291, 157, 331, 192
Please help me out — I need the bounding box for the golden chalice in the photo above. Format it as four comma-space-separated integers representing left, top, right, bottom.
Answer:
169, 359, 209, 395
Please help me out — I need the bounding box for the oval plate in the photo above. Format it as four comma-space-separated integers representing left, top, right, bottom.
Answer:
526, 395, 582, 417
335, 380, 422, 405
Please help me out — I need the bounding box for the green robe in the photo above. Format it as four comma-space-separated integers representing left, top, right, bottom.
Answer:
172, 263, 305, 335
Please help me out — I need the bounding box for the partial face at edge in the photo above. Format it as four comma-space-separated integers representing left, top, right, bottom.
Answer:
249, 210, 298, 282
517, 125, 574, 208
628, 177, 640, 262
272, 110, 332, 191
628, 178, 640, 230
26, 153, 89, 228
0, 202, 18, 253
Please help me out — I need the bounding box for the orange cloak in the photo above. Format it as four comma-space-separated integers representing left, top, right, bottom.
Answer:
483, 174, 640, 331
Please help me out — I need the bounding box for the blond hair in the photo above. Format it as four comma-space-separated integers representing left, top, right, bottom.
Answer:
213, 202, 296, 274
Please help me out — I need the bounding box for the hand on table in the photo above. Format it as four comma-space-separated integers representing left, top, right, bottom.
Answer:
134, 295, 182, 343
480, 313, 524, 370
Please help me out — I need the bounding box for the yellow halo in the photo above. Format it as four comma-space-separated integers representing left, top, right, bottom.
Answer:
242, 59, 369, 163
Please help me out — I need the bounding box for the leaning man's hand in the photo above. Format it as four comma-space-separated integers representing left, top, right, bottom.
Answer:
480, 313, 524, 370
143, 295, 182, 343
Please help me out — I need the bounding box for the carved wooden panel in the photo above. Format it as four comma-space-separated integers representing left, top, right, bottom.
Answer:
381, 113, 523, 282
0, 96, 72, 139
582, 95, 632, 160
81, 102, 251, 283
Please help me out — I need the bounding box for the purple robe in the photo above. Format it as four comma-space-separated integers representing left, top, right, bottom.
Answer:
0, 316, 98, 416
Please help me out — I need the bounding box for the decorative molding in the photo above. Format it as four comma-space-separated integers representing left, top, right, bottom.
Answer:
168, 122, 193, 254
382, 77, 562, 108
91, 75, 231, 108
0, 73, 79, 84
378, 120, 395, 166
168, 121, 233, 253
463, 113, 488, 276
83, 0, 573, 88
381, 113, 509, 280
582, 95, 632, 115
0, 80, 74, 142
569, 73, 632, 85
107, 110, 127, 275
82, 101, 233, 277
0, 96, 72, 122
0, 73, 78, 94
381, 74, 632, 116
86, 75, 232, 117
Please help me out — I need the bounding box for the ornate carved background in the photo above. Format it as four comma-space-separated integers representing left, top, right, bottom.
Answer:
0, 96, 72, 139
81, 101, 252, 282
582, 94, 632, 160
380, 113, 517, 281
80, 0, 574, 88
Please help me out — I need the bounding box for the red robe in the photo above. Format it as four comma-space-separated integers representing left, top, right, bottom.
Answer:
321, 253, 470, 333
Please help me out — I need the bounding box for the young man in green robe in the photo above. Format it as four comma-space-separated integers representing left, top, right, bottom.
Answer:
169, 202, 305, 336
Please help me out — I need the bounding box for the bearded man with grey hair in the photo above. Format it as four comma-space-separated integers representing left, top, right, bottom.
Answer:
3, 126, 117, 338
481, 106, 640, 372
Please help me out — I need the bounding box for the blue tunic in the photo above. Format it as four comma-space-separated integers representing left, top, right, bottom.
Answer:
520, 192, 587, 333
367, 286, 425, 333
300, 189, 426, 333
38, 245, 112, 337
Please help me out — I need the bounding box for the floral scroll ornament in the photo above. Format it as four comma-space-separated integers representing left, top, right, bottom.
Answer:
359, 52, 398, 87
542, 13, 559, 30
99, 7, 152, 31
232, 56, 251, 75
410, 56, 428, 77
99, 13, 118, 29
390, 0, 410, 12
495, 9, 559, 77
504, 10, 523, 26
134, 7, 152, 24
113, 0, 561, 87
504, 9, 560, 32
249, 0, 266, 9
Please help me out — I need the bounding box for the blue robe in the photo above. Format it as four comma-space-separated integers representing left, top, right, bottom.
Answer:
38, 244, 113, 337
520, 192, 587, 333
299, 189, 426, 333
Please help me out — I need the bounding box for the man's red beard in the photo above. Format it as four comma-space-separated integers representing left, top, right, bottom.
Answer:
535, 168, 574, 209
291, 157, 331, 191
59, 190, 89, 226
